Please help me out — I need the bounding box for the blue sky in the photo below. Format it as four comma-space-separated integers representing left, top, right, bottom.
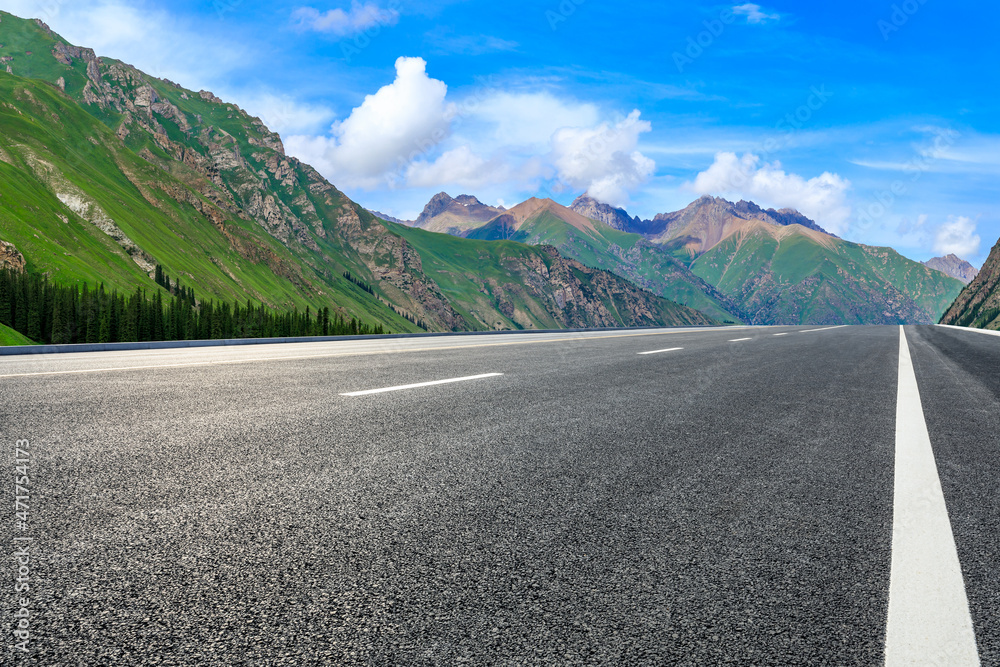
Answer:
7, 0, 1000, 265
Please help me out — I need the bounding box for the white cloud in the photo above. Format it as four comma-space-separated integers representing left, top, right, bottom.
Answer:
732, 3, 781, 24
405, 146, 494, 188
933, 216, 981, 257
285, 57, 454, 189
689, 152, 852, 234
237, 93, 334, 135
292, 2, 399, 37
474, 92, 600, 149
550, 111, 656, 208
286, 60, 653, 202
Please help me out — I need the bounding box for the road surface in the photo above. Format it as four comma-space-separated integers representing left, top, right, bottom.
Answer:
2, 325, 997, 665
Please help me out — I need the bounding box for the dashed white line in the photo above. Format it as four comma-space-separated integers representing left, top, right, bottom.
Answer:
638, 347, 683, 355
885, 326, 979, 666
340, 373, 504, 396
800, 325, 849, 333
729, 337, 752, 342
773, 333, 789, 337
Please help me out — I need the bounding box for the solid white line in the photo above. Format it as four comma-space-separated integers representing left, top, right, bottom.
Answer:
340, 373, 503, 396
800, 325, 849, 333
937, 324, 1000, 338
885, 326, 979, 666
729, 337, 752, 342
638, 347, 683, 355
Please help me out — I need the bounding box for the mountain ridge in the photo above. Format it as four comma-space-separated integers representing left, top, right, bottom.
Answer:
0, 11, 714, 336
402, 190, 963, 325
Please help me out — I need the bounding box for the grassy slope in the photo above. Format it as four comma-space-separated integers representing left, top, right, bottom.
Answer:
0, 322, 36, 345
0, 75, 411, 329
465, 210, 742, 322
690, 228, 963, 324
0, 15, 420, 331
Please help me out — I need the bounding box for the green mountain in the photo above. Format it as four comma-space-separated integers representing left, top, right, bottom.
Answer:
411, 190, 964, 325
388, 222, 715, 329
429, 197, 746, 323
939, 236, 1000, 330
0, 12, 712, 336
649, 196, 965, 325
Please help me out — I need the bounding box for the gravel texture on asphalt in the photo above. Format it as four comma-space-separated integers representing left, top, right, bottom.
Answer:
0, 325, 983, 664
907, 325, 1000, 666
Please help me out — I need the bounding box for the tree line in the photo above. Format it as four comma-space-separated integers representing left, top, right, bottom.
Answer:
0, 267, 385, 345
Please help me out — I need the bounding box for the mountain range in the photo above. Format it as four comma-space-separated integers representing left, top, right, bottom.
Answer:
399, 192, 965, 325
0, 10, 982, 338
0, 11, 714, 338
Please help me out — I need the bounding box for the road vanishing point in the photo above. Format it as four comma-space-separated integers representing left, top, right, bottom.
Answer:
2, 324, 997, 665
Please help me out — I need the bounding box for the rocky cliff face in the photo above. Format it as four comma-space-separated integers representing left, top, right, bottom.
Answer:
923, 254, 979, 285
0, 240, 25, 272
569, 194, 639, 232
939, 239, 1000, 329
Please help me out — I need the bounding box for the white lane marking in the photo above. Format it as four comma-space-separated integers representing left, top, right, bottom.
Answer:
729, 337, 752, 342
341, 373, 503, 397
800, 325, 849, 333
885, 326, 979, 666
772, 333, 789, 336
638, 347, 683, 355
0, 330, 724, 378
937, 324, 1000, 338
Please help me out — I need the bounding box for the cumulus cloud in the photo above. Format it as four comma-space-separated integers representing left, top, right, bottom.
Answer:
292, 2, 399, 36
732, 3, 781, 24
286, 60, 654, 202
550, 111, 656, 208
933, 216, 981, 257
285, 57, 454, 189
690, 152, 852, 234
405, 146, 495, 188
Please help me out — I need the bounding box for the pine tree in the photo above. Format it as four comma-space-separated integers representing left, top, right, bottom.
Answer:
0, 270, 12, 327
50, 289, 68, 344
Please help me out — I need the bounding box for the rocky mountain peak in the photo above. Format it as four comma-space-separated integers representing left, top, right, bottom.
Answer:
416, 192, 457, 223
923, 254, 979, 284
569, 194, 639, 232
453, 194, 484, 207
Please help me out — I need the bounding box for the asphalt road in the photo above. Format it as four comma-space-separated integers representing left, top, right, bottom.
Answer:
1, 324, 996, 665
